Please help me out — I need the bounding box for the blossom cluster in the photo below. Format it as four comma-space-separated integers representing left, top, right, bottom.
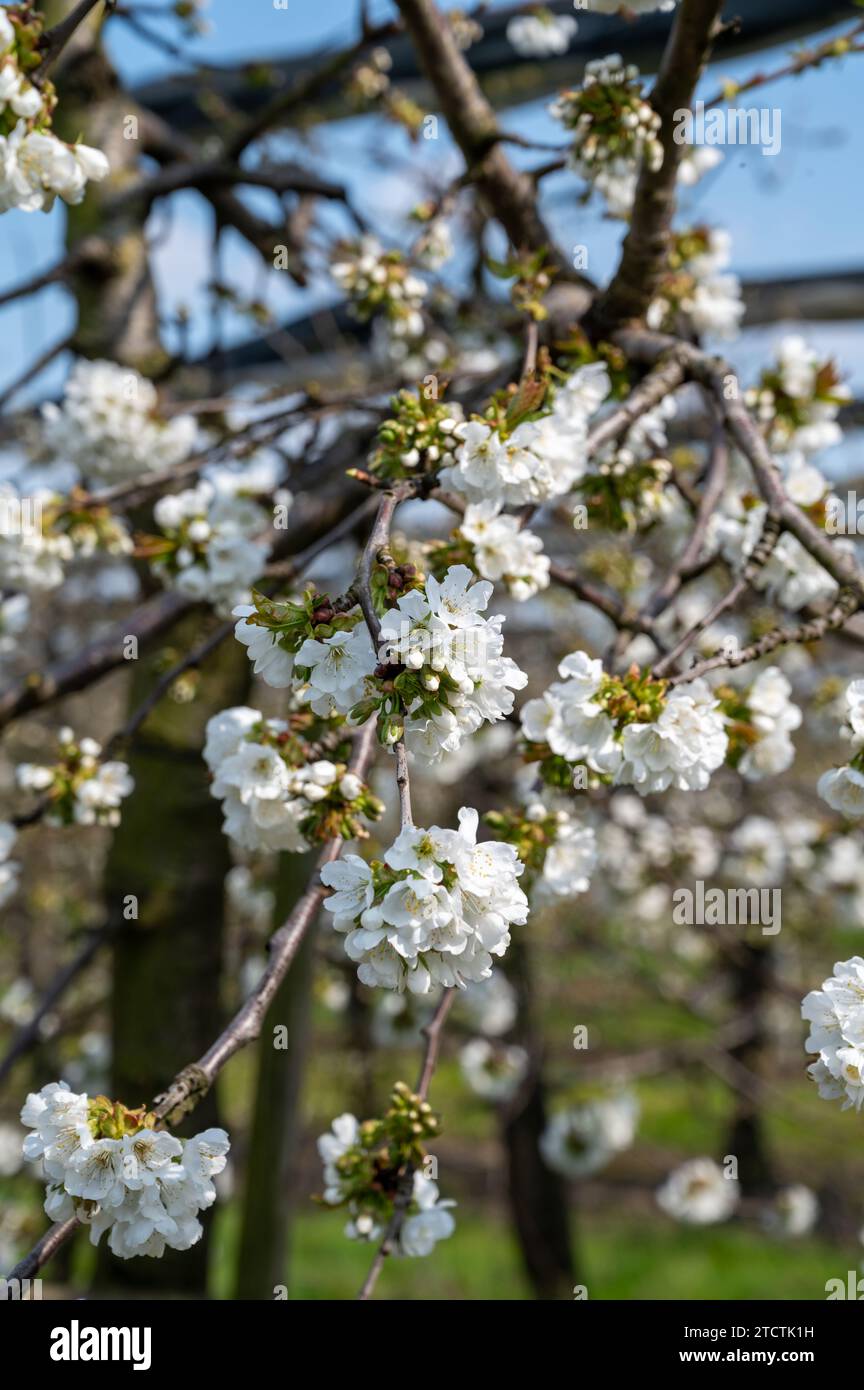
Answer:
410, 212, 454, 270
720, 666, 801, 782
16, 727, 134, 827
42, 360, 196, 484
236, 565, 526, 763
506, 11, 577, 58
371, 565, 527, 761
802, 956, 864, 1111
656, 1157, 739, 1225
439, 361, 610, 506
366, 388, 465, 483
331, 236, 428, 342
459, 1037, 528, 1101
550, 56, 663, 218
0, 10, 109, 214
746, 336, 850, 456
521, 650, 728, 795
21, 1082, 229, 1260
709, 452, 845, 611
818, 680, 864, 817
647, 226, 745, 342
0, 483, 131, 593
234, 579, 380, 716
317, 1087, 455, 1256
453, 502, 550, 601
203, 705, 383, 853
540, 1093, 639, 1178
0, 820, 19, 909
485, 801, 597, 901
321, 806, 528, 993
142, 470, 281, 614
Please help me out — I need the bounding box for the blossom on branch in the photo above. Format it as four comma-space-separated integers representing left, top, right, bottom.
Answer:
204, 704, 383, 852
42, 360, 196, 485
321, 806, 528, 994
16, 727, 134, 827
21, 1081, 229, 1260
316, 1085, 455, 1256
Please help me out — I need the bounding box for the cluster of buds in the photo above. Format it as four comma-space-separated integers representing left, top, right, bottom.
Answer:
745, 340, 851, 456
331, 237, 428, 340
647, 226, 721, 331
241, 586, 357, 659
345, 48, 425, 137
316, 1083, 445, 1240
551, 55, 663, 213
346, 47, 392, 105
574, 453, 674, 531
370, 553, 425, 615
0, 5, 54, 137
447, 9, 483, 51
16, 727, 134, 828
43, 492, 133, 560
486, 247, 556, 322
484, 804, 564, 878
365, 389, 465, 482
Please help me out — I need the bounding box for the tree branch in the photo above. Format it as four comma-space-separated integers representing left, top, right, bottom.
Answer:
590, 0, 725, 334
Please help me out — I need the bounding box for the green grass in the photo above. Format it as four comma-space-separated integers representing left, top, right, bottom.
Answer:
207, 1203, 849, 1300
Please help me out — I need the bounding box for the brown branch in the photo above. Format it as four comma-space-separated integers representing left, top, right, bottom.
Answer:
0, 589, 193, 733
667, 586, 861, 687
584, 355, 686, 460
590, 0, 725, 334
641, 423, 728, 622
701, 18, 864, 109
0, 332, 74, 414
393, 0, 568, 271
355, 488, 408, 646
652, 512, 782, 679
37, 0, 112, 79
394, 741, 413, 826
617, 328, 864, 604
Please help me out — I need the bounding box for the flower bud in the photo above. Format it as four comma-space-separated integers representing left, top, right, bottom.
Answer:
339, 772, 363, 800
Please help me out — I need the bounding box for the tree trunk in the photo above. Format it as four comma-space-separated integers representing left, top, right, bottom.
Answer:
233, 854, 317, 1300
500, 938, 576, 1300
98, 623, 250, 1294
723, 940, 775, 1194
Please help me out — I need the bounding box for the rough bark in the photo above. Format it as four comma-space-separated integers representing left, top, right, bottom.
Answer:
722, 940, 775, 1195
501, 937, 576, 1300
233, 854, 317, 1300
589, 0, 725, 336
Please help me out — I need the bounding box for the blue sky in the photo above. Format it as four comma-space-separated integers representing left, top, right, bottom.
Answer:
1, 0, 862, 405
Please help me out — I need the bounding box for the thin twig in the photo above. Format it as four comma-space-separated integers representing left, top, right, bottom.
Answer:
357, 987, 455, 1300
